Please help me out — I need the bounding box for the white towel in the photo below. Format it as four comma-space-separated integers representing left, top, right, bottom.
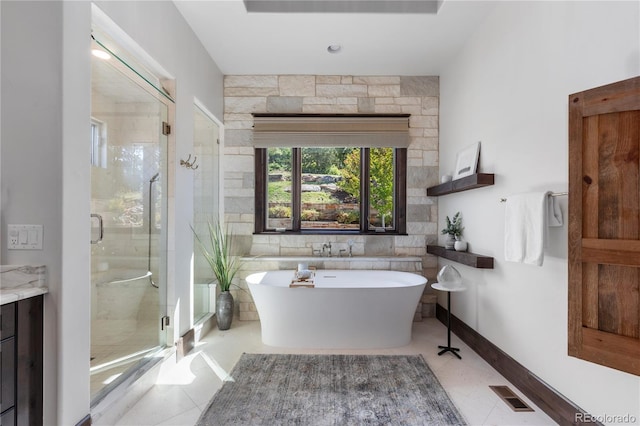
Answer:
504, 191, 559, 266
547, 194, 563, 227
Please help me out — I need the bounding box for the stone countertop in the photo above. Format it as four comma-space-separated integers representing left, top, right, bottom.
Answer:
0, 265, 48, 305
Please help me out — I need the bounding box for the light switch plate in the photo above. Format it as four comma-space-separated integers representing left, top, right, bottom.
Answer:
7, 224, 43, 250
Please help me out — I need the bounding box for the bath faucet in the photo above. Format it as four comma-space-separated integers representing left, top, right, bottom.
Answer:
322, 242, 332, 257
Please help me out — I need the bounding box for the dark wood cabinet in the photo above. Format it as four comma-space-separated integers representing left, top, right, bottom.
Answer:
1, 340, 16, 422
0, 297, 43, 426
1, 408, 16, 426
1, 302, 16, 425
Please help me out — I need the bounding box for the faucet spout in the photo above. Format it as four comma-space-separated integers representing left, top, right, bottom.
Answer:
322, 242, 332, 257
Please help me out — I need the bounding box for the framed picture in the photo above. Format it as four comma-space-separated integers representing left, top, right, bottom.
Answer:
454, 141, 481, 179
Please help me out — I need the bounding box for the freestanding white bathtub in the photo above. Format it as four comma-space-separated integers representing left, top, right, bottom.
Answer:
246, 269, 427, 349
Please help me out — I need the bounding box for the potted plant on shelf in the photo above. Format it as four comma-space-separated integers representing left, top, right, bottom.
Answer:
193, 220, 242, 330
441, 212, 464, 250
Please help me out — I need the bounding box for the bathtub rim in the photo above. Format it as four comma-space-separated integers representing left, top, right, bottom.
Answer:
246, 269, 427, 288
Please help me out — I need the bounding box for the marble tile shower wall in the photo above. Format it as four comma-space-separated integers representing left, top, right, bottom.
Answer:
91, 94, 163, 272
223, 75, 440, 319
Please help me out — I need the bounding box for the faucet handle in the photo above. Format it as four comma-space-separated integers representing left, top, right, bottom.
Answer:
322, 242, 332, 257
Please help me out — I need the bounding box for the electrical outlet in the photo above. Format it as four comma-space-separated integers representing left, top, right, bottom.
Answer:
7, 224, 43, 250
8, 228, 19, 247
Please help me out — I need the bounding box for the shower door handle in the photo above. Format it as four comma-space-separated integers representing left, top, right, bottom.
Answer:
90, 213, 104, 244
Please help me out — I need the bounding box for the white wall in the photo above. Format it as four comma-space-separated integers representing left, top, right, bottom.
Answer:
439, 1, 640, 421
1, 1, 223, 424
1, 2, 70, 424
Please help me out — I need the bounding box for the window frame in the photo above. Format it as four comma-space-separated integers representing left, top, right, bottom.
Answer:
255, 147, 406, 235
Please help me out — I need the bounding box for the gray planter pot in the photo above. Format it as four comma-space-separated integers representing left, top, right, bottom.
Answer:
216, 291, 234, 330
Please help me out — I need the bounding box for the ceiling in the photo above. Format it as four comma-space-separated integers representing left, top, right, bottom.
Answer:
173, 0, 498, 76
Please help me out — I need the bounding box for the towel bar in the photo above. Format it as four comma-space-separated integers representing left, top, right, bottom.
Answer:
500, 192, 568, 203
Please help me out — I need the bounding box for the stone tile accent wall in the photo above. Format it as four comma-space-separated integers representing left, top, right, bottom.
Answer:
223, 75, 440, 319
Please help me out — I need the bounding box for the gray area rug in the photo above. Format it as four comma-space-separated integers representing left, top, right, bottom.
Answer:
197, 353, 466, 425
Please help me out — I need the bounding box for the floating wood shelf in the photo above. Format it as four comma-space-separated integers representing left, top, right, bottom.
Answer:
427, 245, 494, 269
427, 173, 495, 197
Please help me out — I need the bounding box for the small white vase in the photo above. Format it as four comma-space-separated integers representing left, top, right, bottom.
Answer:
444, 234, 455, 250
454, 238, 468, 252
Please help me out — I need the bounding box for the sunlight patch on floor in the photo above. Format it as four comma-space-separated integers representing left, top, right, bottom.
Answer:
90, 348, 156, 374
199, 352, 235, 382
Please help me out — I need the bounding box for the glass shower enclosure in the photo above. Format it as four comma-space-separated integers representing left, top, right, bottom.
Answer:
89, 36, 171, 401
193, 105, 220, 324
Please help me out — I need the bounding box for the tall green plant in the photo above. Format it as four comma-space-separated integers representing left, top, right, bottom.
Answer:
192, 220, 241, 292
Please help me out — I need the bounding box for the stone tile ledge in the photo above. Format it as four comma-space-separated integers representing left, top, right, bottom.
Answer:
240, 256, 424, 273
1, 265, 48, 305
241, 256, 422, 262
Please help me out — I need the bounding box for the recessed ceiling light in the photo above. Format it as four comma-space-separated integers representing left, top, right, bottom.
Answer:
327, 44, 342, 54
91, 49, 111, 60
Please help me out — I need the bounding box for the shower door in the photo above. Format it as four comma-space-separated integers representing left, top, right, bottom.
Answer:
89, 39, 170, 400
193, 105, 220, 324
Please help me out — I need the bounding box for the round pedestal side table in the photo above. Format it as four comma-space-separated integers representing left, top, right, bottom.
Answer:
431, 282, 467, 359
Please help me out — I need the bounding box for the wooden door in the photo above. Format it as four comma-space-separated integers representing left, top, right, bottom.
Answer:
568, 76, 640, 375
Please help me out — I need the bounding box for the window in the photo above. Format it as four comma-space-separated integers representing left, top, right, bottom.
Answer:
253, 114, 409, 234
90, 118, 107, 168
256, 146, 406, 234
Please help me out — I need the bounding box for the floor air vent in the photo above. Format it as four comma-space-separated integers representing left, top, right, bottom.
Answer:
489, 385, 534, 412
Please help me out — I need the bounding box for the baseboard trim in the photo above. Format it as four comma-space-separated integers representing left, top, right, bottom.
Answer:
436, 304, 601, 426
177, 328, 196, 361
75, 414, 91, 426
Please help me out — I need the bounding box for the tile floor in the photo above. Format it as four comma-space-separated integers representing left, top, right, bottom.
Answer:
110, 318, 556, 425
91, 319, 160, 399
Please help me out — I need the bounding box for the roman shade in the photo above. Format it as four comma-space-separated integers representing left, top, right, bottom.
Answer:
252, 114, 410, 148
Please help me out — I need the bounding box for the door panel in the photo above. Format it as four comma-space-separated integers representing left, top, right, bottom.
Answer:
193, 105, 220, 323
568, 76, 640, 376
89, 36, 171, 399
